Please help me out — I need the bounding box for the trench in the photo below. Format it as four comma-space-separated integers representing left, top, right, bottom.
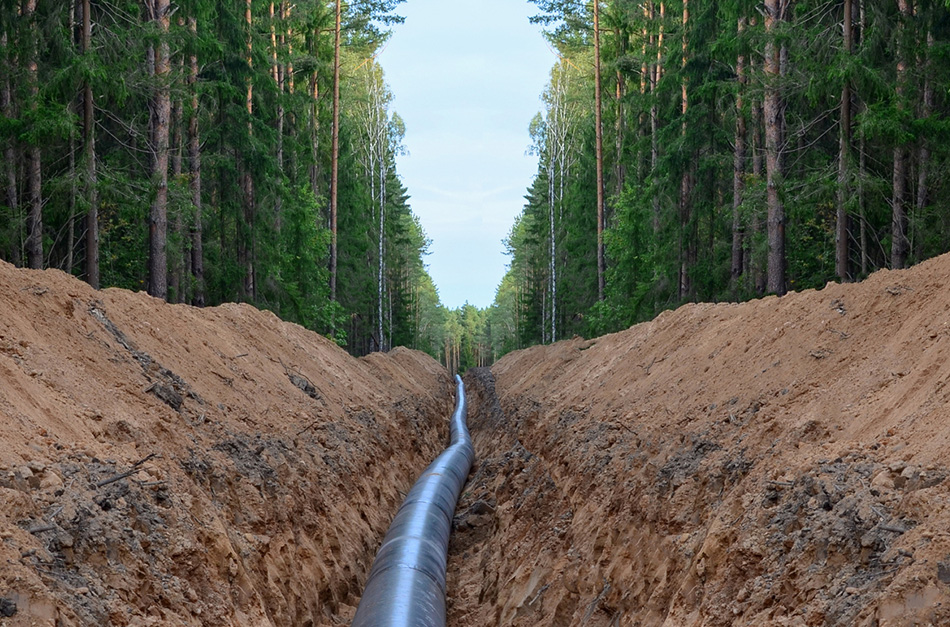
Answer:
438, 365, 933, 627
352, 375, 474, 626
7, 257, 950, 626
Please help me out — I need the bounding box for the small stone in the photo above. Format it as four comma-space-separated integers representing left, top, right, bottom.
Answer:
0, 598, 16, 617
871, 471, 894, 490
938, 560, 950, 584
75, 587, 89, 595
469, 500, 495, 515
39, 472, 63, 490
888, 460, 907, 473
845, 587, 860, 595
16, 466, 41, 490
27, 461, 46, 473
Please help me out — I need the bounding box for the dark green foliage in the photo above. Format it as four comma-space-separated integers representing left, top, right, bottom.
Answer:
0, 0, 441, 361
494, 0, 950, 358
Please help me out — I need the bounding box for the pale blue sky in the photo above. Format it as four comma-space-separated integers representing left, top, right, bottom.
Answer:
378, 0, 553, 309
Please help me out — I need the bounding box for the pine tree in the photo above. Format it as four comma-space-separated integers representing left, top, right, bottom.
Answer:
148, 0, 171, 299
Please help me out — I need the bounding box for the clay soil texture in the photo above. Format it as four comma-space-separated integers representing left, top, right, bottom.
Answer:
0, 260, 454, 626
449, 254, 950, 627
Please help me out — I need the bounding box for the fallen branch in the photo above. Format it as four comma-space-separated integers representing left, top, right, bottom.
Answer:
95, 453, 157, 488
880, 524, 907, 534
296, 419, 325, 437
611, 420, 638, 436
528, 583, 550, 606
640, 356, 656, 374
28, 524, 57, 534
583, 580, 611, 624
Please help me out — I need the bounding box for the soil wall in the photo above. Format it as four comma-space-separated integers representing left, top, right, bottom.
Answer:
0, 261, 451, 626
449, 254, 950, 626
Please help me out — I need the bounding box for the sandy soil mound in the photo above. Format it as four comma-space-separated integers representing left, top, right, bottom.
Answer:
0, 260, 453, 626
450, 254, 950, 626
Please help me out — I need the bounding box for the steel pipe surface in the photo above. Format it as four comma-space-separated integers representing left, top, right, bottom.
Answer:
351, 375, 475, 627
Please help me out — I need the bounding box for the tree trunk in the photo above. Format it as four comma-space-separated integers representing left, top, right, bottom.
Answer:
731, 17, 747, 290
66, 1, 79, 274
859, 133, 868, 276
890, 0, 911, 269
330, 0, 341, 302
283, 3, 297, 182
148, 0, 170, 299
857, 0, 868, 276
550, 162, 556, 342
82, 0, 99, 288
614, 28, 625, 199
309, 41, 320, 197
750, 94, 766, 292
746, 17, 766, 294
679, 0, 692, 300
651, 2, 664, 233
764, 0, 786, 295
242, 0, 256, 300
638, 3, 649, 184
271, 2, 284, 230
170, 69, 184, 303
24, 0, 43, 269
1, 25, 21, 265
593, 0, 605, 302
1, 30, 20, 266
915, 29, 933, 258
377, 81, 386, 352
68, 120, 76, 274
188, 16, 205, 306
836, 0, 852, 282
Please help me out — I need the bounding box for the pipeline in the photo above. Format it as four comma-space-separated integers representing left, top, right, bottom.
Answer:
351, 374, 475, 627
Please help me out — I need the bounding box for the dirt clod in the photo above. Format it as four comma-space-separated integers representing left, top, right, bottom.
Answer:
0, 598, 17, 617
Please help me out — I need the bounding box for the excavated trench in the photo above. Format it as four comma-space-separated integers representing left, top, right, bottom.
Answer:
6, 256, 950, 626
448, 353, 950, 627
443, 253, 950, 627
0, 261, 455, 627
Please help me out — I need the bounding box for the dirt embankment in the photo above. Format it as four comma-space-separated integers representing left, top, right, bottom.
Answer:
0, 260, 452, 626
449, 254, 950, 626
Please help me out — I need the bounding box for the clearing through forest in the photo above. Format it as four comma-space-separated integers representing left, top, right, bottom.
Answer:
2, 254, 950, 626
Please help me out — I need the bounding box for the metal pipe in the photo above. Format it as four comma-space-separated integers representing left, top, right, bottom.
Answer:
351, 375, 475, 627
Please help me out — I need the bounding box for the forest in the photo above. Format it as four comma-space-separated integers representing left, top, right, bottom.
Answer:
0, 0, 471, 359
3, 1, 949, 373
477, 0, 950, 363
